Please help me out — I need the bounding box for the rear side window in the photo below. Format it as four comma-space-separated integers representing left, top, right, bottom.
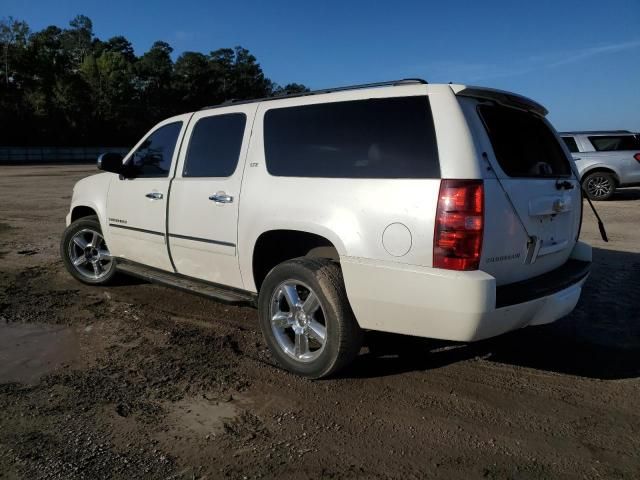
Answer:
264, 96, 440, 178
183, 113, 246, 177
478, 105, 570, 178
130, 122, 182, 177
588, 135, 640, 152
562, 136, 579, 153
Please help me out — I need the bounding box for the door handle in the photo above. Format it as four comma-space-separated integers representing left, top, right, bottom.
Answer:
145, 192, 163, 200
209, 192, 234, 204
555, 180, 575, 190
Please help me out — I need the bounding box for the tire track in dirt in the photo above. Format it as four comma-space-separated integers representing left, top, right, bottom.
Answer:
1, 165, 639, 479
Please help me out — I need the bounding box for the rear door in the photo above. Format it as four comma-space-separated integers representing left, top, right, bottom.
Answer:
461, 99, 582, 285
167, 105, 256, 289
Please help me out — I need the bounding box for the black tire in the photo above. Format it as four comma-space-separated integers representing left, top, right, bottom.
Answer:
582, 171, 616, 201
60, 215, 118, 285
258, 257, 362, 379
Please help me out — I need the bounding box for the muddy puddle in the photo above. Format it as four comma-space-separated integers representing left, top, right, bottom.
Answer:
167, 395, 244, 435
0, 322, 78, 384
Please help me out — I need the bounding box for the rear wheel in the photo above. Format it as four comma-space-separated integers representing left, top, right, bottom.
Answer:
258, 257, 362, 378
582, 172, 616, 200
61, 215, 117, 285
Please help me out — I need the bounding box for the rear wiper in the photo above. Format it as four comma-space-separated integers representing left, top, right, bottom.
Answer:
582, 191, 609, 242
565, 161, 609, 242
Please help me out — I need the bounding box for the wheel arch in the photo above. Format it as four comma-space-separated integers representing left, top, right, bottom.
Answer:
71, 205, 98, 222
250, 228, 343, 292
580, 166, 620, 185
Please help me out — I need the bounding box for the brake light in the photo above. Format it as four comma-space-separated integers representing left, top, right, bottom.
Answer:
433, 180, 484, 271
634, 153, 640, 163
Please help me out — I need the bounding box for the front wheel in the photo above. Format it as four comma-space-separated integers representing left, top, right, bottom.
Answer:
582, 172, 616, 200
258, 257, 362, 379
61, 215, 117, 285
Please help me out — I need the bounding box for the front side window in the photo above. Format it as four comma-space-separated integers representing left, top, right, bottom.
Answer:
588, 135, 640, 152
183, 113, 247, 177
479, 104, 571, 178
562, 136, 579, 153
264, 96, 440, 178
129, 122, 182, 177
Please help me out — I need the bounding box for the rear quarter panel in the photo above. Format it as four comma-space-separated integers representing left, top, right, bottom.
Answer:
574, 152, 624, 181
237, 85, 471, 292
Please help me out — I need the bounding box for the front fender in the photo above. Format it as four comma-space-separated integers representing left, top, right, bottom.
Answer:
67, 173, 113, 242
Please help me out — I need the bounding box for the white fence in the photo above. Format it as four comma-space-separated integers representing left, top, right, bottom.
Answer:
0, 146, 130, 164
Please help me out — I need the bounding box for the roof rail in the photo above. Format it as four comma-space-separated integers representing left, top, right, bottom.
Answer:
200, 78, 428, 111
560, 130, 633, 135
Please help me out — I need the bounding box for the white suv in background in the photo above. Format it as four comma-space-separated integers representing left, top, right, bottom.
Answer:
61, 79, 591, 378
561, 130, 640, 200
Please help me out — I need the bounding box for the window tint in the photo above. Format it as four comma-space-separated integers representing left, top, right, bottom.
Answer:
129, 122, 182, 177
264, 96, 440, 178
183, 113, 247, 177
588, 135, 640, 152
562, 136, 579, 153
478, 105, 570, 178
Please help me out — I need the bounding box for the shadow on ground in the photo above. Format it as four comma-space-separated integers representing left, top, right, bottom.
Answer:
609, 186, 640, 201
346, 246, 640, 381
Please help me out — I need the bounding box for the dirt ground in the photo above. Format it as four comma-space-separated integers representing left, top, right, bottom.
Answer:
0, 164, 639, 479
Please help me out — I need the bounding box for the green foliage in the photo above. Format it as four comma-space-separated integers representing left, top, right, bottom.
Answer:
273, 83, 310, 96
0, 15, 307, 147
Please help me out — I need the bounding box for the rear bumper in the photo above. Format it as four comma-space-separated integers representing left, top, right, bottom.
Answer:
341, 241, 591, 342
496, 258, 590, 308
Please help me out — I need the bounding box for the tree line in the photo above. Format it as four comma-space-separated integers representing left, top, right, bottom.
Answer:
0, 15, 308, 147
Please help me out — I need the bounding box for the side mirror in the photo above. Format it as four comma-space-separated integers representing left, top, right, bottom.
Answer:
97, 152, 124, 174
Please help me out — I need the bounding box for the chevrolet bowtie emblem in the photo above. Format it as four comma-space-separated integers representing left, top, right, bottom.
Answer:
552, 199, 565, 213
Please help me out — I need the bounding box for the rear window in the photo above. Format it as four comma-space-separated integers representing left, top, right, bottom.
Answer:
562, 136, 579, 153
478, 104, 571, 178
588, 135, 640, 152
264, 96, 440, 178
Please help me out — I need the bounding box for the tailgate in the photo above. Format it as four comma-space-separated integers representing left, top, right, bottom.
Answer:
459, 95, 582, 285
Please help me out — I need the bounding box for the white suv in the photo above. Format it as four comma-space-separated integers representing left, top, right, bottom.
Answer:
560, 131, 640, 200
61, 79, 592, 378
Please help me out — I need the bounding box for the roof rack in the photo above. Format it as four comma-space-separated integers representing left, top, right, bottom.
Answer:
200, 78, 427, 111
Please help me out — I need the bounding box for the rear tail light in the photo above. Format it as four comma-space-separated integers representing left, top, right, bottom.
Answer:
433, 179, 484, 271
634, 153, 640, 163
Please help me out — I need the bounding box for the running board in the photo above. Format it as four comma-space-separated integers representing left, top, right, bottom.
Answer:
116, 261, 257, 307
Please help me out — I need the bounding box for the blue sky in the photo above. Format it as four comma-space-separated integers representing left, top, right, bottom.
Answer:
4, 0, 640, 131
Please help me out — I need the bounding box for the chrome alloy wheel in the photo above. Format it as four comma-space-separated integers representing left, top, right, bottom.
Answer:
270, 280, 327, 363
586, 175, 612, 199
68, 228, 113, 280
